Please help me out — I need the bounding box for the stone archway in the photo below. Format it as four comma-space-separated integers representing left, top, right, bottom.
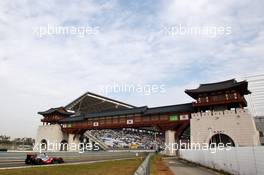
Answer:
209, 133, 235, 147
40, 139, 47, 151
60, 140, 68, 151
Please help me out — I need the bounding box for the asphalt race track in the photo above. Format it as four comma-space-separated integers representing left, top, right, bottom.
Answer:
0, 151, 145, 169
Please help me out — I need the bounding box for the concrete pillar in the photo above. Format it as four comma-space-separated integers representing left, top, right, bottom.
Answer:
68, 134, 80, 144
68, 134, 80, 152
165, 130, 176, 156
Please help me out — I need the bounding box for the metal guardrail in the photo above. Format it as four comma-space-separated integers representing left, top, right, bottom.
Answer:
133, 153, 153, 175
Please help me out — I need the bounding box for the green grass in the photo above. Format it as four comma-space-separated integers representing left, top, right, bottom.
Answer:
0, 158, 142, 175
150, 154, 159, 175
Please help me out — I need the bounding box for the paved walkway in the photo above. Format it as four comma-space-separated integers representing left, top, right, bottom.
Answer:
164, 157, 223, 175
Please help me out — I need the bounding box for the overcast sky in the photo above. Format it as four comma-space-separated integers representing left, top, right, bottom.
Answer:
0, 0, 264, 138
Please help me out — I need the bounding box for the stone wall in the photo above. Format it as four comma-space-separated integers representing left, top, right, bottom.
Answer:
190, 109, 260, 146
34, 124, 68, 151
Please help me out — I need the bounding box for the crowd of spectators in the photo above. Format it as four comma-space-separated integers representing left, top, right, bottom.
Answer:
87, 128, 164, 150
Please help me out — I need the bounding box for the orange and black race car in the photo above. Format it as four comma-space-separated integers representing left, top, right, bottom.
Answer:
25, 153, 64, 165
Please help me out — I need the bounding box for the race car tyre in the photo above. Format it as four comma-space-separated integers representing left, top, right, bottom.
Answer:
36, 158, 43, 165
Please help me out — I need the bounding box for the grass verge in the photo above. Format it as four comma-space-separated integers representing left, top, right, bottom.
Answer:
150, 154, 173, 175
0, 158, 142, 175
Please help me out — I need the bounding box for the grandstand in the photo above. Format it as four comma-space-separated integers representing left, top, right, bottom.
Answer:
85, 128, 164, 150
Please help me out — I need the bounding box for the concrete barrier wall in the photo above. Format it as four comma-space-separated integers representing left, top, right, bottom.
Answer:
133, 153, 152, 175
179, 147, 264, 175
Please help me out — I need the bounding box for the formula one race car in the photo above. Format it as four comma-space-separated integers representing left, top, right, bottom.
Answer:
25, 153, 64, 165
